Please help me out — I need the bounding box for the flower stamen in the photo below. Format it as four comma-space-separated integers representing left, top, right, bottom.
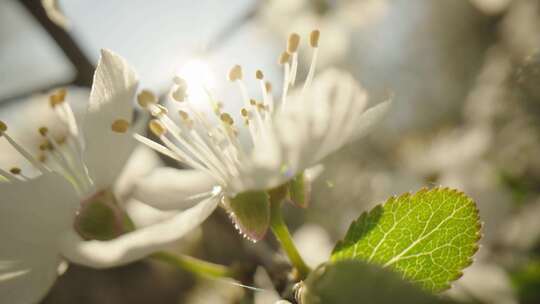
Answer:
49, 88, 67, 108
137, 90, 158, 108
9, 167, 30, 181
227, 65, 243, 82
39, 126, 89, 193
133, 29, 322, 195
302, 29, 321, 95
287, 33, 300, 85
111, 119, 130, 133
279, 51, 292, 110
0, 121, 49, 174
147, 119, 226, 184
48, 89, 80, 137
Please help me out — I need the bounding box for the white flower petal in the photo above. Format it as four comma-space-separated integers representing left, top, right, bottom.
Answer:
0, 259, 58, 304
82, 49, 139, 190
114, 143, 161, 202
254, 267, 282, 304
245, 69, 380, 191
283, 69, 363, 167
349, 99, 392, 142
304, 164, 324, 183
278, 69, 390, 169
132, 168, 217, 211
293, 224, 332, 267
0, 173, 79, 304
124, 199, 177, 228
58, 195, 219, 268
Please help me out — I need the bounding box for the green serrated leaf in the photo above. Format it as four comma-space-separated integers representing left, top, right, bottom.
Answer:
302, 260, 456, 304
225, 190, 270, 242
331, 187, 481, 292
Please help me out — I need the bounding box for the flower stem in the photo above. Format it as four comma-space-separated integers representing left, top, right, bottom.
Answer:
152, 251, 232, 279
270, 200, 311, 279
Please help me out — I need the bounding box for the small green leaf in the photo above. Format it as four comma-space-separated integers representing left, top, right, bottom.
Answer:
331, 187, 481, 292
225, 190, 270, 242
289, 173, 310, 208
74, 190, 134, 241
302, 260, 456, 304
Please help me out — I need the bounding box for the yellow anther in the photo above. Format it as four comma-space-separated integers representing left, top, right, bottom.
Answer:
171, 86, 187, 102
38, 127, 49, 136
137, 90, 157, 108
56, 88, 67, 98
0, 120, 7, 136
179, 110, 190, 120
257, 103, 266, 111
49, 96, 61, 108
49, 96, 63, 108
241, 108, 249, 117
111, 119, 130, 133
256, 70, 264, 80
287, 33, 300, 54
48, 88, 67, 108
265, 81, 272, 93
9, 167, 21, 175
279, 51, 290, 65
39, 141, 50, 151
149, 120, 166, 137
228, 65, 243, 81
220, 113, 234, 125
250, 99, 257, 106
310, 30, 320, 48
44, 141, 53, 150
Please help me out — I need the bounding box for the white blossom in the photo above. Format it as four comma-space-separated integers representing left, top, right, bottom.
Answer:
132, 30, 391, 240
0, 50, 218, 304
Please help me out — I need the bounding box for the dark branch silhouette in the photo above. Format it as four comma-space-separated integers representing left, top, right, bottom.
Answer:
18, 0, 95, 87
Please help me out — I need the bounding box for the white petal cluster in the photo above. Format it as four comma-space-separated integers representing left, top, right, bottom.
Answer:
133, 31, 391, 213
0, 50, 218, 304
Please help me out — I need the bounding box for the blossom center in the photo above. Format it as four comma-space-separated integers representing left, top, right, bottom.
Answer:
0, 89, 94, 196
74, 189, 134, 241
134, 30, 321, 194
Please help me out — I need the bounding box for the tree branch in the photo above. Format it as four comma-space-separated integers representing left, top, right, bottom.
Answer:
18, 0, 94, 87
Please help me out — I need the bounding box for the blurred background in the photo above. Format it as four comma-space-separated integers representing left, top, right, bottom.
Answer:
2, 0, 540, 303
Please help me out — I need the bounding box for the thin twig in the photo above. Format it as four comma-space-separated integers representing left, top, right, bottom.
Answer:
17, 0, 95, 87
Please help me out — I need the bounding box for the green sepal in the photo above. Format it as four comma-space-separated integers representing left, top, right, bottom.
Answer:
74, 190, 135, 241
302, 260, 456, 304
288, 172, 310, 208
268, 183, 290, 205
224, 190, 270, 242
